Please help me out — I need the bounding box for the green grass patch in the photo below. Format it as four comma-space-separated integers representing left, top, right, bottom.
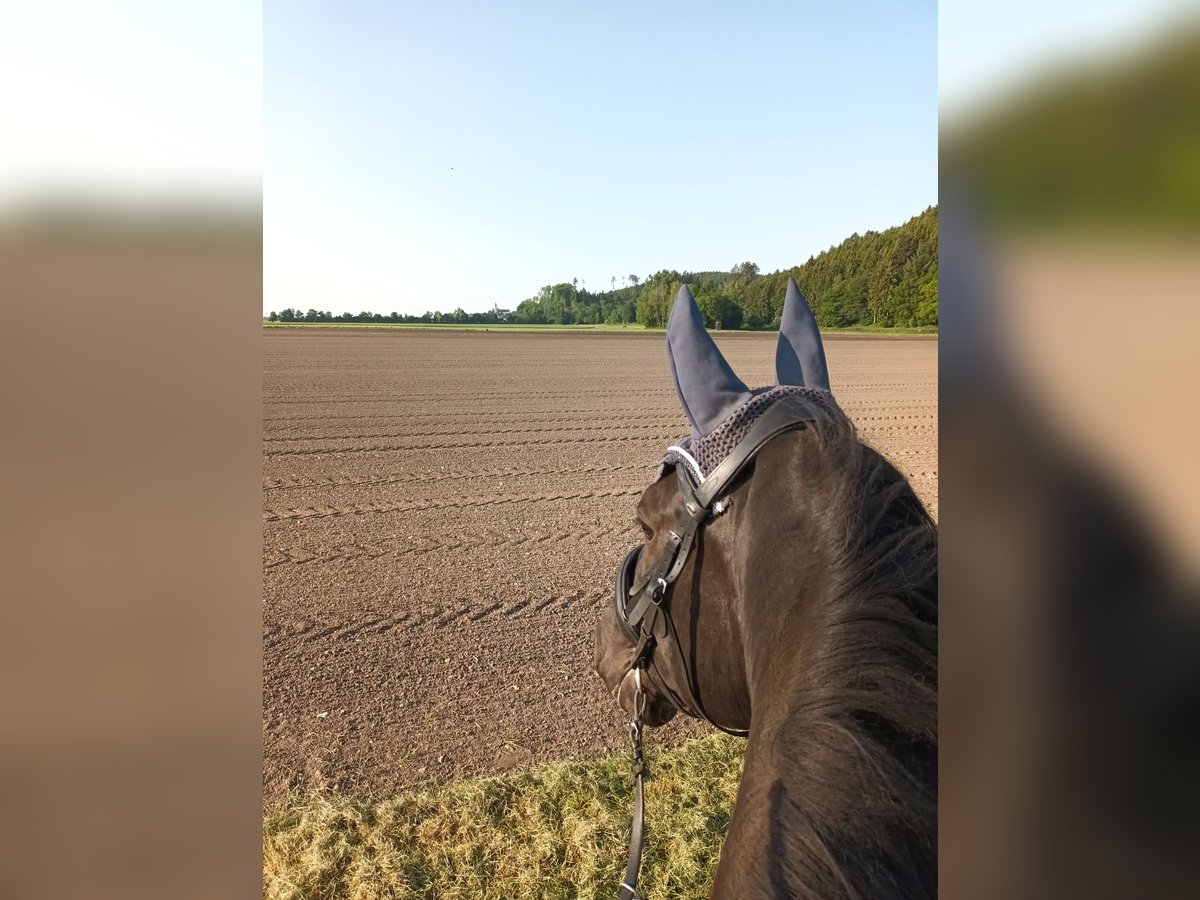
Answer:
263, 732, 744, 899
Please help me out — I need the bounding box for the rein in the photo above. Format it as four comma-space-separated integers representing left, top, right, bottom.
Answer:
612, 394, 822, 899
619, 670, 648, 900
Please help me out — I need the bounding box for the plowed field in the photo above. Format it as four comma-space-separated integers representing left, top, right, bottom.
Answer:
263, 329, 937, 801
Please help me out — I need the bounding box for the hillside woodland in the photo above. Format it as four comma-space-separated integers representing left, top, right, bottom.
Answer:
270, 206, 938, 330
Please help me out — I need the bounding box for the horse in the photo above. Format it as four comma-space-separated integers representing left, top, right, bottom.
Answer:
593, 280, 938, 899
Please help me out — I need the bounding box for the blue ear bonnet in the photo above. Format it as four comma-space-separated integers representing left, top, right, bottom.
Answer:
661, 279, 837, 481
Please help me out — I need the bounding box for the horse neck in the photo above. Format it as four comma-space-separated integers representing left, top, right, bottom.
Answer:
732, 440, 842, 719
709, 488, 844, 899
708, 440, 938, 899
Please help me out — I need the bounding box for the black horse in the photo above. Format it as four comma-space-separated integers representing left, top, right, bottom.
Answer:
594, 281, 937, 899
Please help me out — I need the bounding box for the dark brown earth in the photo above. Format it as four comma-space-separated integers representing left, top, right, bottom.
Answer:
262, 329, 937, 802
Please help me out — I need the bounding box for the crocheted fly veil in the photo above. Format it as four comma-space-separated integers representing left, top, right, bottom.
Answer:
661, 279, 840, 482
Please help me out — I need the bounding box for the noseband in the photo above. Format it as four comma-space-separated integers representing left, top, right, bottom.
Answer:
611, 394, 823, 899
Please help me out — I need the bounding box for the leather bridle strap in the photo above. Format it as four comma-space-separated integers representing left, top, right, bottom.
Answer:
622, 502, 705, 634
620, 674, 648, 900
620, 762, 644, 900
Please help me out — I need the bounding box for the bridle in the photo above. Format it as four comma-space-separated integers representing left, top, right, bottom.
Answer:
610, 394, 822, 899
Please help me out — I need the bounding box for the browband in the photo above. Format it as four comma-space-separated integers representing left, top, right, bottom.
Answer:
690, 392, 824, 508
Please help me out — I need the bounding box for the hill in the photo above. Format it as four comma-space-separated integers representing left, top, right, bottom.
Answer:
269, 206, 938, 329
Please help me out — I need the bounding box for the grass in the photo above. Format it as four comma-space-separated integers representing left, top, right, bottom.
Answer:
263, 321, 936, 336
263, 732, 744, 900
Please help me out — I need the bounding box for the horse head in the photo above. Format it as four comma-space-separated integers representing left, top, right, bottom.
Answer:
593, 277, 835, 729
592, 279, 937, 897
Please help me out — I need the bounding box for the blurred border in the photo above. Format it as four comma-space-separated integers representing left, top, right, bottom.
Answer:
0, 4, 262, 899
940, 6, 1200, 897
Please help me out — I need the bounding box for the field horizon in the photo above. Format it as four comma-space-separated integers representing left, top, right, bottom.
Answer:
263, 320, 938, 336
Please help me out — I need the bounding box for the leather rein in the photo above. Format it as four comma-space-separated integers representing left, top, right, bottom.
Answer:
611, 395, 819, 899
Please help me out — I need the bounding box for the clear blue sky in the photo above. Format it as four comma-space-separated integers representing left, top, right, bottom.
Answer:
265, 2, 936, 315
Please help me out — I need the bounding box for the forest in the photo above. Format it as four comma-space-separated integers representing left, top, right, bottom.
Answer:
269, 206, 937, 330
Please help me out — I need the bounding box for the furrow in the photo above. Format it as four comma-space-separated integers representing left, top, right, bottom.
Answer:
262, 488, 643, 522
263, 462, 649, 493
264, 433, 679, 457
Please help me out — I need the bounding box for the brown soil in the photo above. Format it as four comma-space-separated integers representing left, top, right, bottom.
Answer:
262, 330, 937, 802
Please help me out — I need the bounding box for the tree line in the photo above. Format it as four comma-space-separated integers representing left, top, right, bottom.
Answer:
268, 307, 508, 325
268, 206, 937, 329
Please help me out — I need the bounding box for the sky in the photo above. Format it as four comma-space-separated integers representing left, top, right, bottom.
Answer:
264, 2, 937, 315
3, 2, 1190, 318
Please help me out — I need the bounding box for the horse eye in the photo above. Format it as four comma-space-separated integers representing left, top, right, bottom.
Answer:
634, 516, 653, 539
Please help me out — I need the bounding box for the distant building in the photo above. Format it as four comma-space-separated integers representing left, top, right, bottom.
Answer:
492, 304, 511, 321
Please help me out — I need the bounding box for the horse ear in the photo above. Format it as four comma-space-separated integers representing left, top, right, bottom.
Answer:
775, 277, 831, 392
667, 284, 751, 438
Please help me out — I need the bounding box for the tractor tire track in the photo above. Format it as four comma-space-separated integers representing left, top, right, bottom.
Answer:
264, 407, 678, 426
263, 524, 635, 571
262, 486, 643, 522
263, 462, 650, 492
263, 388, 676, 406
262, 419, 679, 444
264, 432, 679, 458
263, 590, 609, 651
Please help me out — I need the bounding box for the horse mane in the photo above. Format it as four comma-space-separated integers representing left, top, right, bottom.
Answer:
750, 408, 938, 898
